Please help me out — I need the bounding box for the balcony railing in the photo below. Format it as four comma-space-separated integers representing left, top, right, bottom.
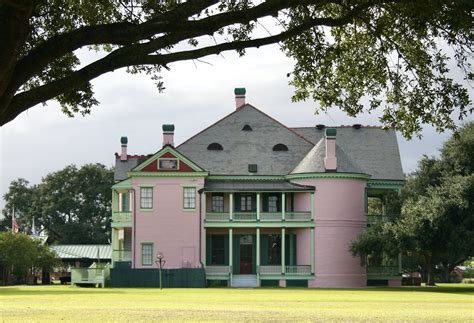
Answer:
206, 265, 231, 275
112, 211, 132, 223
367, 266, 399, 277
366, 214, 396, 225
205, 211, 312, 222
260, 265, 312, 275
113, 249, 132, 262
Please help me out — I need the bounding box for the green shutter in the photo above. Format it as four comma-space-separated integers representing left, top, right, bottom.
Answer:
261, 235, 269, 265
234, 194, 240, 212
206, 235, 212, 265
122, 193, 130, 211
224, 234, 229, 265
233, 235, 240, 274
285, 234, 290, 265
252, 235, 257, 274
262, 194, 268, 212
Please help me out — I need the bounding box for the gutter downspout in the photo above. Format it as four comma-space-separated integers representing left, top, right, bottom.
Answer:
198, 189, 205, 269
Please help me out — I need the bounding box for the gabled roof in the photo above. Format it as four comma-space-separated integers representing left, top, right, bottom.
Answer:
291, 138, 364, 174
177, 104, 314, 175
114, 154, 150, 181
50, 245, 111, 260
291, 127, 404, 180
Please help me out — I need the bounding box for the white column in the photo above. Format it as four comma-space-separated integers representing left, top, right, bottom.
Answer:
229, 228, 233, 272
229, 193, 234, 221
310, 192, 315, 221
281, 228, 286, 274
256, 228, 260, 285
281, 193, 286, 220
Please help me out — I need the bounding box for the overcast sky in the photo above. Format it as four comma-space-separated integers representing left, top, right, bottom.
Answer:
0, 43, 471, 210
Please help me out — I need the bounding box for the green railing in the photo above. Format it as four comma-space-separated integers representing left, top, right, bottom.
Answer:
366, 214, 396, 225
113, 249, 132, 262
260, 265, 311, 275
205, 211, 312, 222
367, 266, 399, 277
206, 265, 231, 275
71, 264, 110, 287
112, 211, 132, 223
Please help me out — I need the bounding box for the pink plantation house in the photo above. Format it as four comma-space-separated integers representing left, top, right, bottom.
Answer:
110, 88, 404, 288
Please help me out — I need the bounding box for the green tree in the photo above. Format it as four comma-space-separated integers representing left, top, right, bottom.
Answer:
0, 232, 60, 285
351, 122, 474, 285
0, 1, 472, 137
1, 163, 114, 244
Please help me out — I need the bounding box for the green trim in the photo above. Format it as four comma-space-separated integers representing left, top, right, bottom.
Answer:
234, 88, 246, 95
162, 124, 175, 132
132, 146, 205, 172
259, 274, 315, 280
112, 178, 132, 190
286, 173, 371, 180
368, 179, 405, 189
128, 171, 208, 177
140, 242, 154, 266
208, 175, 285, 181
203, 188, 314, 193
204, 222, 315, 228
325, 128, 337, 137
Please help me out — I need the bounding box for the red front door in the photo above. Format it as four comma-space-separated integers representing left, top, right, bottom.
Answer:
240, 244, 253, 274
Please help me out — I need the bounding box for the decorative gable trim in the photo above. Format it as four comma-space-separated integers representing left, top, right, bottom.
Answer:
131, 145, 205, 173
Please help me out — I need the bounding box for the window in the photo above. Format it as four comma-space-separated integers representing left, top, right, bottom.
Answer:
242, 124, 252, 131
183, 187, 196, 209
207, 143, 223, 151
211, 235, 225, 265
159, 158, 178, 170
140, 187, 153, 209
248, 164, 258, 173
240, 195, 254, 212
272, 144, 288, 151
268, 195, 279, 212
211, 194, 224, 212
141, 243, 153, 266
120, 192, 130, 212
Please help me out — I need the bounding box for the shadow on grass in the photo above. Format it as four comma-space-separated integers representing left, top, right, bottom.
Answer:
278, 285, 474, 295
0, 286, 126, 296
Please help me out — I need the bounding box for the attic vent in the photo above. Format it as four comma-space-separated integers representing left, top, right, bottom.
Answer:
242, 124, 253, 131
273, 144, 288, 151
207, 143, 223, 151
316, 124, 325, 130
248, 164, 258, 173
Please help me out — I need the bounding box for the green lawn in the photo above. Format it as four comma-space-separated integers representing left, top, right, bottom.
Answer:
0, 284, 473, 321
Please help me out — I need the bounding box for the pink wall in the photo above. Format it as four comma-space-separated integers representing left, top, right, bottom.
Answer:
294, 228, 310, 266
131, 176, 205, 269
293, 193, 310, 212
292, 178, 367, 288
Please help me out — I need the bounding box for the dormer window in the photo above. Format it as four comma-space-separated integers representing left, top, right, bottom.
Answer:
273, 144, 288, 151
207, 143, 223, 151
242, 125, 252, 131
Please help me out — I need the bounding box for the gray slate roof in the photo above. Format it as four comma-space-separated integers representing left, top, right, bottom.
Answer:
205, 180, 314, 192
114, 104, 404, 181
50, 245, 111, 260
291, 138, 364, 174
177, 105, 314, 176
291, 127, 404, 180
114, 155, 149, 181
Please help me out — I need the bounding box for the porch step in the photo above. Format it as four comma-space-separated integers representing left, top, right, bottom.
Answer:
231, 275, 258, 288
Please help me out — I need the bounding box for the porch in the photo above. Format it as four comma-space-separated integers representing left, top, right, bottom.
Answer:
205, 228, 315, 286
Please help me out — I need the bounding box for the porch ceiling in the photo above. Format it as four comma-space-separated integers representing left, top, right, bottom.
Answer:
204, 180, 315, 192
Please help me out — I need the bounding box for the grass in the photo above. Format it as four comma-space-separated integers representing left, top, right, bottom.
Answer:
0, 284, 473, 322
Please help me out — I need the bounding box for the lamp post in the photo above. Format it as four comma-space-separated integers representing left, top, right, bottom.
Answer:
155, 252, 166, 289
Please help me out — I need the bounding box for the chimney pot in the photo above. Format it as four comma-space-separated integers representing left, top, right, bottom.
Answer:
120, 136, 128, 161
324, 128, 337, 171
162, 124, 175, 147
234, 87, 246, 109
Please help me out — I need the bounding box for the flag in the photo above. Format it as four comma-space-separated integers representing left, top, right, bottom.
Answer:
12, 208, 19, 234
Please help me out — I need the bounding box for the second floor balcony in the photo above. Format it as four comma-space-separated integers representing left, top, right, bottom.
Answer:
203, 181, 314, 227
